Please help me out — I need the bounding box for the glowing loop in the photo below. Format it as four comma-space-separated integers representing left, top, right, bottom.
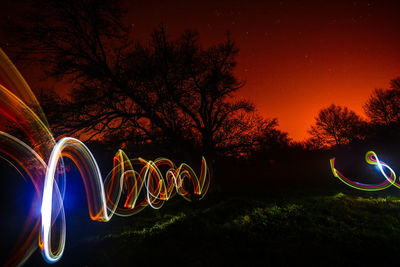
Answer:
0, 48, 210, 265
330, 151, 398, 191
40, 137, 209, 263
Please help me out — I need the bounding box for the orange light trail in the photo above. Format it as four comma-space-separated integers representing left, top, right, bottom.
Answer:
0, 48, 209, 265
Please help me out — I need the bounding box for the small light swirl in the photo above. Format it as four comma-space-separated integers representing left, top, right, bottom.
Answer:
330, 151, 397, 191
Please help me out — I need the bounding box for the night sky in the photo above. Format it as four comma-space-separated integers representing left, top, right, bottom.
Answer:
2, 0, 400, 140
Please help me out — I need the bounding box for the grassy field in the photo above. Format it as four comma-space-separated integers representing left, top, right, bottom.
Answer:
25, 190, 400, 266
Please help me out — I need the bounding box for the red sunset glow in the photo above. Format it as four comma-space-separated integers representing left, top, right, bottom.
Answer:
1, 0, 400, 140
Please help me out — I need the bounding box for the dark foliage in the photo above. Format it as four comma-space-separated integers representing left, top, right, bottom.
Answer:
308, 104, 366, 147
1, 0, 289, 190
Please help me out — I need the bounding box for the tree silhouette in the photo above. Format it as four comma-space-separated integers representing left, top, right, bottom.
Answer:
216, 114, 289, 158
308, 104, 365, 147
363, 77, 400, 126
3, 0, 271, 168
130, 27, 255, 161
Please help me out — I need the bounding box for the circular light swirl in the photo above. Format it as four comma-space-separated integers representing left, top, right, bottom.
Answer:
40, 137, 209, 263
330, 151, 398, 191
0, 48, 210, 265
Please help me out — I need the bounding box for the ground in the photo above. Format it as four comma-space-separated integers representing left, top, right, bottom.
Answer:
23, 188, 400, 266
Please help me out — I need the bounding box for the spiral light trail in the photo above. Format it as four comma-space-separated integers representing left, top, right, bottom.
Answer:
0, 48, 209, 265
330, 151, 398, 191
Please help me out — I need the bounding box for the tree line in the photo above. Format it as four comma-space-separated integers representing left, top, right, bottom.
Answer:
1, 0, 399, 190
0, 0, 287, 168
308, 77, 400, 148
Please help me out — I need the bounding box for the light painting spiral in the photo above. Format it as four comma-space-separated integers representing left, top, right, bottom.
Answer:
330, 151, 398, 191
0, 48, 210, 266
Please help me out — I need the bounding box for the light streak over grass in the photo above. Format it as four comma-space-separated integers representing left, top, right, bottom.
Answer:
0, 48, 210, 265
331, 151, 399, 191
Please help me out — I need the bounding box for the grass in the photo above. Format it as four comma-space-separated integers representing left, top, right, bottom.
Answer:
27, 192, 400, 266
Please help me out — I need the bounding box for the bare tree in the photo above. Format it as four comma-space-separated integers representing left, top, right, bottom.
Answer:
213, 114, 289, 158
308, 104, 365, 147
3, 0, 273, 171
363, 77, 400, 126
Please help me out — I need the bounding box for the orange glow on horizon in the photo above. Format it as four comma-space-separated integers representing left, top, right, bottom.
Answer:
1, 0, 399, 141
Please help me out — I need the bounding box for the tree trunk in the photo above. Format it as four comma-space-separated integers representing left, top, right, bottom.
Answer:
202, 134, 219, 193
